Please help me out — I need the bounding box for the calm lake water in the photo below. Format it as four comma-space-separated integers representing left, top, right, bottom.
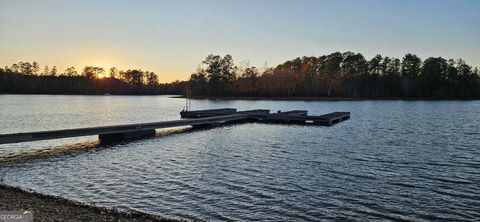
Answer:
1, 95, 479, 221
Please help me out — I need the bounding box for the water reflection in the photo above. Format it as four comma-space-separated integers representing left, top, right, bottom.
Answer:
0, 126, 225, 165
1, 95, 479, 221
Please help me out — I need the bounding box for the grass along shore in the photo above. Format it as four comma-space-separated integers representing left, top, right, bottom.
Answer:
0, 184, 181, 222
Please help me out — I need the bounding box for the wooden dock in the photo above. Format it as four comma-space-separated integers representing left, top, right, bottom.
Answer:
0, 108, 350, 144
181, 108, 350, 126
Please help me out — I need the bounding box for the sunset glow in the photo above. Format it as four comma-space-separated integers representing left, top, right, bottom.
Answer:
1, 0, 479, 83
0, 1, 480, 221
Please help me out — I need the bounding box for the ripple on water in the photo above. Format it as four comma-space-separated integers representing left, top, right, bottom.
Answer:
1, 98, 480, 221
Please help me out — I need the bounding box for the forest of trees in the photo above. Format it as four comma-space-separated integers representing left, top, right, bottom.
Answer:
1, 52, 479, 98
189, 52, 480, 99
0, 62, 186, 95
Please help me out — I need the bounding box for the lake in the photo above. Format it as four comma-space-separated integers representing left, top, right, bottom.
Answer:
1, 95, 479, 221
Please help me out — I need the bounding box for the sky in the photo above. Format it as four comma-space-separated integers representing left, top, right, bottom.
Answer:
1, 0, 479, 82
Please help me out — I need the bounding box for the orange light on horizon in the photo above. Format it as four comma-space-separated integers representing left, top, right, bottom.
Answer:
92, 64, 111, 78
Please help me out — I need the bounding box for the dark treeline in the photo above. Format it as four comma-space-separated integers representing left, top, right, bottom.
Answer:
2, 53, 479, 98
189, 52, 480, 99
0, 62, 186, 95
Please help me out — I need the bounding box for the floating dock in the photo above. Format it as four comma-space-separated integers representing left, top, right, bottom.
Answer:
0, 108, 349, 144
181, 108, 350, 126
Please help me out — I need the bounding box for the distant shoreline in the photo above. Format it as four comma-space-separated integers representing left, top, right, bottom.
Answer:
170, 95, 480, 101
0, 184, 177, 222
1, 93, 478, 100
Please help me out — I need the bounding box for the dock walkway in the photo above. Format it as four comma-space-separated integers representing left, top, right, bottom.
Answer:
0, 108, 350, 144
181, 108, 350, 126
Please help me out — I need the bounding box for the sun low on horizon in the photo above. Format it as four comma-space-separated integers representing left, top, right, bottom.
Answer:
1, 0, 479, 83
1, 1, 480, 221
92, 64, 109, 79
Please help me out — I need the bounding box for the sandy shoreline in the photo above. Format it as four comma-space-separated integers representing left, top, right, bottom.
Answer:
0, 184, 180, 222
